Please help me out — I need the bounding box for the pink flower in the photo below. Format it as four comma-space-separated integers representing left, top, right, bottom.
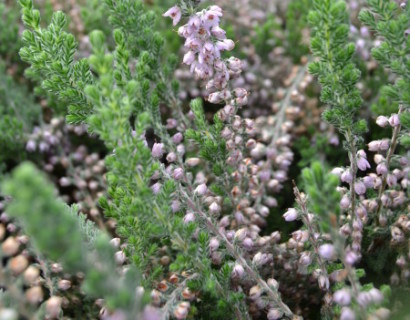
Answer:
341, 170, 353, 183
183, 51, 196, 65
354, 181, 367, 195
333, 289, 351, 306
283, 208, 298, 221
319, 244, 335, 260
216, 39, 235, 51
163, 6, 182, 26
357, 151, 370, 171
376, 116, 389, 127
152, 143, 164, 158
389, 114, 400, 127
340, 195, 351, 209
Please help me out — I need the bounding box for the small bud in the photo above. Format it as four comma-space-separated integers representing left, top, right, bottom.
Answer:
283, 208, 298, 222
26, 286, 43, 304
340, 307, 356, 320
354, 181, 366, 195
172, 132, 184, 144
2, 237, 19, 256
333, 289, 351, 306
209, 237, 220, 251
183, 212, 195, 224
185, 158, 201, 167
152, 143, 164, 158
341, 170, 353, 183
194, 183, 208, 196
173, 168, 184, 180
232, 264, 245, 279
114, 251, 126, 265
209, 202, 221, 214
376, 116, 389, 127
9, 255, 29, 275
267, 309, 283, 320
110, 238, 121, 248
166, 152, 177, 163
319, 244, 335, 260
24, 266, 40, 284
340, 195, 351, 209
389, 114, 400, 127
46, 296, 62, 319
58, 280, 71, 291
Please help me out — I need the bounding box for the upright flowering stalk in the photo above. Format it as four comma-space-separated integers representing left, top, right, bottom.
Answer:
164, 3, 298, 318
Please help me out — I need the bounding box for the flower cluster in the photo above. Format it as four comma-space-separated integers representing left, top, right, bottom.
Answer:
164, 5, 247, 106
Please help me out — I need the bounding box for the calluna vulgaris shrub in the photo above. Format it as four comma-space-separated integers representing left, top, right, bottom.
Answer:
0, 0, 408, 319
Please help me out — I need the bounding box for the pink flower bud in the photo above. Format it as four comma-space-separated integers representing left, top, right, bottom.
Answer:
283, 208, 298, 222
151, 182, 162, 194
318, 244, 335, 260
368, 140, 381, 152
194, 183, 207, 196
376, 163, 388, 175
232, 264, 245, 279
183, 212, 195, 224
171, 200, 180, 213
299, 252, 312, 266
216, 39, 235, 51
114, 251, 126, 265
368, 288, 383, 304
172, 132, 183, 144
209, 237, 219, 251
345, 250, 359, 266
267, 309, 283, 320
152, 143, 164, 158
376, 116, 389, 127
389, 114, 400, 127
333, 289, 351, 306
163, 6, 182, 26
166, 152, 177, 163
379, 139, 390, 150
340, 307, 355, 320
183, 51, 196, 65
354, 181, 367, 195
341, 170, 353, 183
386, 174, 397, 187
357, 156, 371, 171
173, 168, 184, 180
340, 195, 351, 209
209, 202, 221, 214
363, 176, 375, 188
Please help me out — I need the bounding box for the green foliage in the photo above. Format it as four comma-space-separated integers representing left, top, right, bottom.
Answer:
0, 1, 21, 61
302, 161, 341, 232
286, 0, 312, 62
251, 15, 280, 58
359, 0, 410, 108
308, 0, 364, 135
0, 63, 41, 163
19, 0, 94, 123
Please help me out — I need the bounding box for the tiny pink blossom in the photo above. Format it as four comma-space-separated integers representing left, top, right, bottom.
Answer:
163, 6, 182, 26
376, 116, 389, 127
389, 114, 400, 127
354, 181, 367, 195
283, 208, 298, 222
319, 244, 335, 260
333, 289, 351, 306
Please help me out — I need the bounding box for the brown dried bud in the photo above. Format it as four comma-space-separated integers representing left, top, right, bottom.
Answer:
46, 296, 62, 319
2, 237, 19, 256
9, 255, 29, 275
26, 286, 43, 304
24, 266, 40, 284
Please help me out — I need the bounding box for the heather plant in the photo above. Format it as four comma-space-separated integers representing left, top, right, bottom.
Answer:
0, 0, 408, 319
